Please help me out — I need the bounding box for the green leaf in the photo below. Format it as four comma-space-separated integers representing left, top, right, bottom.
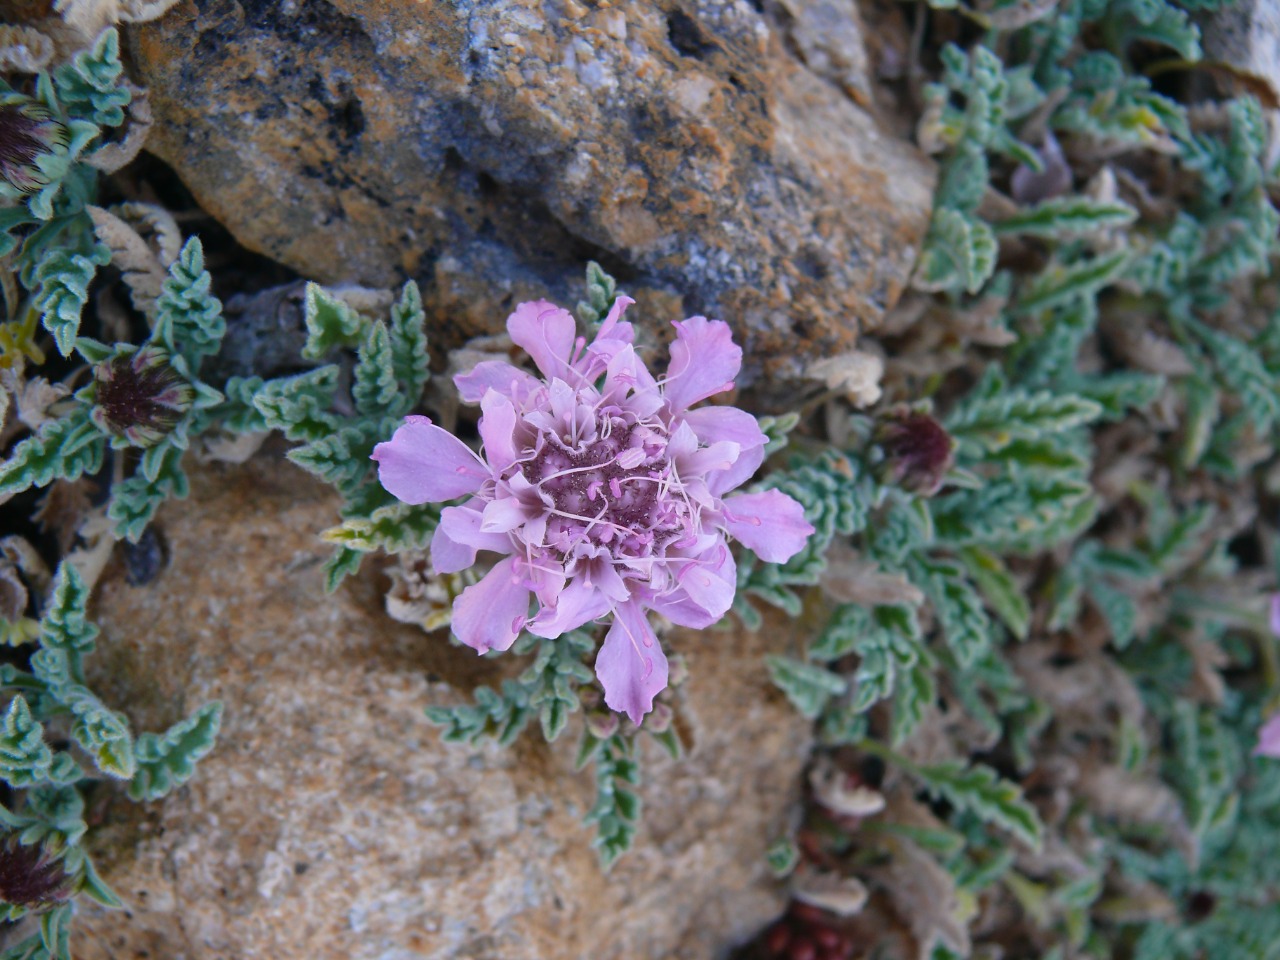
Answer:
151, 237, 225, 371
958, 546, 1031, 640
321, 501, 440, 553
913, 759, 1044, 849
1088, 578, 1138, 649
108, 442, 188, 542
63, 685, 134, 779
0, 697, 53, 788
994, 197, 1136, 237
387, 281, 430, 416
916, 558, 993, 666
322, 546, 365, 594
1015, 252, 1130, 313
765, 655, 847, 719
890, 657, 936, 745
948, 388, 1102, 453
303, 283, 365, 359
0, 409, 104, 499
40, 565, 99, 657
916, 207, 998, 295
129, 702, 223, 801
52, 28, 131, 128
352, 320, 399, 418
33, 242, 112, 357
575, 261, 620, 326
253, 366, 342, 443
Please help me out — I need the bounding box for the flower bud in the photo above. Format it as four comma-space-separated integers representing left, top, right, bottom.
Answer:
87, 346, 194, 448
872, 409, 954, 496
645, 701, 673, 733
0, 95, 70, 195
585, 708, 620, 741
0, 836, 72, 911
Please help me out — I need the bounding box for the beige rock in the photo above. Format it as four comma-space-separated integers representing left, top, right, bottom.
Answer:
124, 0, 934, 387
74, 455, 812, 959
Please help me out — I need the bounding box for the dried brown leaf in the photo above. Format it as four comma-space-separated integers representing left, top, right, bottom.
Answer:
0, 24, 55, 72
85, 85, 152, 174
87, 203, 168, 314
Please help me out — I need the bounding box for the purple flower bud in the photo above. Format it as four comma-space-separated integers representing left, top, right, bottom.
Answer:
0, 96, 70, 195
872, 409, 954, 496
0, 837, 72, 911
87, 346, 195, 448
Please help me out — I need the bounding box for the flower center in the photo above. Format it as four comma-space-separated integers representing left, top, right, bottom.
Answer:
523, 418, 675, 547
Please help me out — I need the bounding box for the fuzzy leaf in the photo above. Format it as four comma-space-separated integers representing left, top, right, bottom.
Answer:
303, 283, 365, 360
33, 242, 111, 357
0, 697, 53, 788
108, 442, 188, 542
948, 388, 1102, 452
958, 546, 1031, 640
1016, 252, 1129, 313
0, 409, 104, 499
151, 237, 225, 371
51, 28, 131, 128
913, 759, 1043, 849
387, 281, 430, 415
321, 501, 440, 554
994, 197, 1136, 237
253, 366, 341, 443
765, 655, 848, 719
129, 702, 223, 801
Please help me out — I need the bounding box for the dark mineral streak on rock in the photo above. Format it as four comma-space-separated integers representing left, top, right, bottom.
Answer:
126, 0, 934, 391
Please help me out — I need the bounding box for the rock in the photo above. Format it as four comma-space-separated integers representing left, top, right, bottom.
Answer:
124, 0, 934, 386
73, 454, 812, 960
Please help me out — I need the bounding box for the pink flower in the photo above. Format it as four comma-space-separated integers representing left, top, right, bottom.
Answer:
372, 298, 813, 723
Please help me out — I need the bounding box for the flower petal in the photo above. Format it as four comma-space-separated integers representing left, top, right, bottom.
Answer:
707, 441, 764, 497
663, 316, 741, 412
480, 497, 527, 533
676, 544, 737, 623
722, 490, 815, 563
1256, 710, 1280, 758
451, 556, 529, 654
681, 405, 767, 451
1270, 593, 1280, 637
479, 389, 520, 473
453, 360, 540, 404
596, 600, 668, 725
507, 300, 578, 379
526, 576, 612, 639
372, 415, 488, 504
431, 504, 511, 573
596, 294, 636, 343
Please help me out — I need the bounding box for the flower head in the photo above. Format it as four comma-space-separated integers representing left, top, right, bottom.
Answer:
0, 96, 69, 196
0, 836, 72, 911
86, 345, 195, 448
872, 408, 954, 496
373, 298, 813, 723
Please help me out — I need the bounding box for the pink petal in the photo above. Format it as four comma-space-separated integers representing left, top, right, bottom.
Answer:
681, 405, 767, 451
596, 295, 636, 343
663, 316, 741, 412
480, 497, 527, 533
722, 490, 815, 563
526, 576, 612, 639
371, 416, 488, 504
452, 556, 529, 654
431, 504, 511, 573
1256, 711, 1280, 758
479, 389, 520, 473
454, 360, 540, 404
596, 600, 668, 725
676, 545, 737, 623
1270, 593, 1280, 637
707, 442, 764, 497
507, 300, 577, 379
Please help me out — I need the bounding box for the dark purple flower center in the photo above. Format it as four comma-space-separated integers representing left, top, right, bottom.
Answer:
0, 102, 66, 192
524, 420, 671, 541
0, 839, 71, 909
91, 348, 193, 446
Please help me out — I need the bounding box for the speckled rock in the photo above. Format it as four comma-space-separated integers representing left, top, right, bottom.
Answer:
124, 0, 933, 385
73, 454, 812, 960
